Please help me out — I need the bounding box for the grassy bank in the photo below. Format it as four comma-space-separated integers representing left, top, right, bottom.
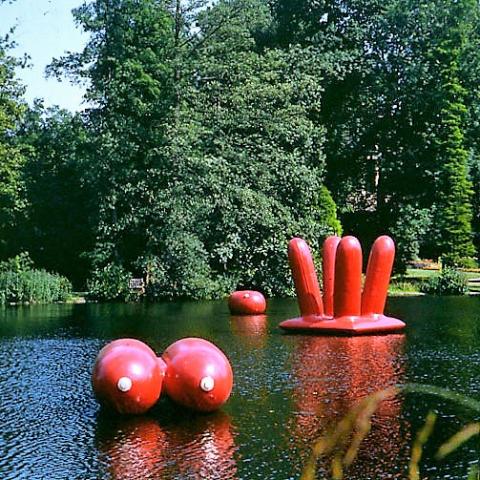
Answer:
390, 268, 480, 296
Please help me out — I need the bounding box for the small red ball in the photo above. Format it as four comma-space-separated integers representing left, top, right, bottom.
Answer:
228, 290, 266, 315
92, 339, 163, 414
162, 338, 233, 412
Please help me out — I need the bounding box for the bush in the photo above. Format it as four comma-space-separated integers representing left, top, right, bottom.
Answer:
390, 205, 432, 273
87, 263, 135, 302
440, 254, 478, 269
420, 268, 468, 295
0, 253, 72, 305
0, 252, 34, 273
140, 236, 223, 301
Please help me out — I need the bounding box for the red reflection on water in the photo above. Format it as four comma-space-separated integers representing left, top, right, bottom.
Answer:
98, 411, 237, 479
99, 416, 168, 479
168, 412, 237, 480
229, 315, 268, 349
289, 334, 408, 477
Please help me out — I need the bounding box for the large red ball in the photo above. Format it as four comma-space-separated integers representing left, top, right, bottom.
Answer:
162, 338, 233, 412
228, 290, 266, 315
92, 339, 163, 414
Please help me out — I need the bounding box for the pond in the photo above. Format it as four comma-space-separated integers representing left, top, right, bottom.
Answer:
0, 296, 479, 479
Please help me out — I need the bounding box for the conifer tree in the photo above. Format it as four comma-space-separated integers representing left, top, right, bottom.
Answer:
432, 3, 476, 265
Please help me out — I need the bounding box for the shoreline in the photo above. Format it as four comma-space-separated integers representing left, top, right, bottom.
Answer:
5, 290, 480, 307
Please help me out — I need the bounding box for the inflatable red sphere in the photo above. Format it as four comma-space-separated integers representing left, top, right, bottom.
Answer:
92, 339, 163, 414
162, 338, 233, 412
228, 290, 266, 315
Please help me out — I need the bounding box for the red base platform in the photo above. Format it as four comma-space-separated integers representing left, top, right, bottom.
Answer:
279, 314, 405, 335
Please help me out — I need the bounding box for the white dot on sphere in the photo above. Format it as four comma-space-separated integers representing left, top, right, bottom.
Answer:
117, 376, 133, 392
200, 376, 215, 392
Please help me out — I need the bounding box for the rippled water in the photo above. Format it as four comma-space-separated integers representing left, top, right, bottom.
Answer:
0, 297, 479, 479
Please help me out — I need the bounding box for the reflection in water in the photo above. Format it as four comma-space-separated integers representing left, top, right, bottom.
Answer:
96, 409, 238, 480
229, 315, 268, 350
289, 335, 409, 478
0, 298, 479, 479
96, 415, 167, 479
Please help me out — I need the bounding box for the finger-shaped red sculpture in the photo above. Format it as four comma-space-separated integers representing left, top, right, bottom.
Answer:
322, 235, 341, 316
279, 235, 405, 334
288, 237, 325, 317
228, 290, 266, 315
334, 236, 363, 318
92, 339, 164, 414
162, 338, 233, 412
362, 236, 395, 315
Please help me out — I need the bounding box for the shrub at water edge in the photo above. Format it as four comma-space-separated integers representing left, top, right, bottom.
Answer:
87, 263, 136, 302
420, 268, 468, 295
0, 253, 72, 305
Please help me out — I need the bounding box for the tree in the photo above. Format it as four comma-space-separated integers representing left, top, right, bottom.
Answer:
470, 153, 480, 253
270, 0, 389, 214
429, 2, 476, 264
0, 29, 28, 258
144, 0, 341, 298
17, 103, 95, 286
270, 0, 479, 268
48, 0, 176, 284
51, 0, 342, 299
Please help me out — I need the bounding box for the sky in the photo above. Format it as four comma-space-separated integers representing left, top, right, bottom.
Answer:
1, 0, 88, 111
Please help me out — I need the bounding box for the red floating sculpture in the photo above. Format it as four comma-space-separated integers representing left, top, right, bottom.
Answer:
322, 235, 341, 317
92, 339, 164, 414
228, 290, 266, 315
162, 338, 233, 412
279, 235, 405, 334
92, 337, 234, 414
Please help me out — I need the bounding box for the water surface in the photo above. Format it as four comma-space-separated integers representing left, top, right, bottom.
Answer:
0, 297, 479, 479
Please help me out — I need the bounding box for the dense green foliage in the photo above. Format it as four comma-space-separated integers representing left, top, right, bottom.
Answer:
87, 263, 135, 302
47, 0, 342, 299
0, 29, 27, 258
272, 0, 479, 268
470, 154, 480, 252
420, 268, 469, 296
390, 205, 432, 274
17, 105, 95, 286
148, 2, 341, 298
0, 253, 72, 304
430, 1, 476, 266
47, 0, 176, 290
1, 0, 480, 299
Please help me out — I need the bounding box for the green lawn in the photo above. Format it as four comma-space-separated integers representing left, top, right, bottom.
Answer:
389, 268, 480, 295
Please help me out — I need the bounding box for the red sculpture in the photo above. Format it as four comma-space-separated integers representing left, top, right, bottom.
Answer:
279, 235, 405, 334
322, 235, 341, 316
92, 337, 233, 414
92, 339, 164, 414
162, 338, 233, 412
228, 290, 266, 315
